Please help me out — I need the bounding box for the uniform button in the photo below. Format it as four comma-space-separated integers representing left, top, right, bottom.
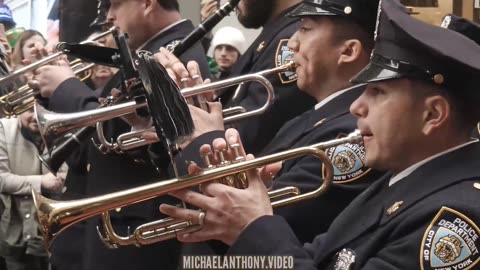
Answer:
86, 164, 91, 172
25, 213, 31, 219
25, 235, 31, 240
115, 208, 122, 213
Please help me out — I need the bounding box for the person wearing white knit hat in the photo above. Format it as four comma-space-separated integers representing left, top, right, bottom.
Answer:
211, 26, 246, 79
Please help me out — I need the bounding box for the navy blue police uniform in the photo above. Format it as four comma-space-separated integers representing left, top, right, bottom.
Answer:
220, 3, 316, 156
178, 0, 384, 258
224, 1, 480, 269
176, 3, 316, 163
258, 0, 383, 245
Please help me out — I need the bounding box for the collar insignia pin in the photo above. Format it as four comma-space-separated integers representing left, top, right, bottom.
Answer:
257, 41, 266, 52
313, 118, 326, 128
387, 201, 404, 216
474, 183, 480, 190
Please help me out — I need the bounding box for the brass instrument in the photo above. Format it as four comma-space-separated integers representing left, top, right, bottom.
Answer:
96, 62, 296, 153
0, 27, 114, 87
33, 130, 362, 249
36, 63, 295, 154
35, 0, 243, 167
35, 98, 147, 153
0, 60, 94, 118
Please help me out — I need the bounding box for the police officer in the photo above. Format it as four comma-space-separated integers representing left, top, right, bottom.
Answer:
247, 0, 384, 244
223, 0, 316, 155
158, 0, 316, 158
30, 1, 210, 270
159, 1, 480, 269
158, 0, 382, 252
440, 14, 480, 139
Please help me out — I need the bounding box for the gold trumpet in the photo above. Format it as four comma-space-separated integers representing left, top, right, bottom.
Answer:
97, 62, 295, 153
0, 60, 94, 118
33, 130, 362, 249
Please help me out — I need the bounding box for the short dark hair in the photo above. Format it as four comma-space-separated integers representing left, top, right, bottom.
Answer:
446, 91, 480, 132
422, 82, 480, 133
328, 16, 375, 53
157, 0, 179, 11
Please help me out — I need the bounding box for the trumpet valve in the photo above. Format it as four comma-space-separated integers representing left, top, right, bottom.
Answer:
215, 148, 231, 167
215, 148, 236, 186
230, 143, 248, 189
230, 143, 246, 163
201, 152, 216, 170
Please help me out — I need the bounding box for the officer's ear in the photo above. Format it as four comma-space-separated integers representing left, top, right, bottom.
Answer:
421, 92, 451, 136
337, 39, 363, 66
144, 0, 156, 15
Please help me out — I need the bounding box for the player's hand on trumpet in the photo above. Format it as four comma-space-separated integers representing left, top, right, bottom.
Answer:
155, 47, 214, 99
27, 59, 75, 98
159, 128, 282, 245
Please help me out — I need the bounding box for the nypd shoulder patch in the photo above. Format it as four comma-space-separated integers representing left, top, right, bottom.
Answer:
420, 207, 480, 270
322, 134, 370, 184
275, 39, 297, 84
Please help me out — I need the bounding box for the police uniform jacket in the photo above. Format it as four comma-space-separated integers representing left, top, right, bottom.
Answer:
260, 84, 384, 244
172, 5, 316, 175
46, 20, 210, 270
179, 85, 384, 258
219, 4, 316, 156
227, 141, 480, 270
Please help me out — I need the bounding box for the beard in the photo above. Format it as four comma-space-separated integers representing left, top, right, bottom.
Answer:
237, 0, 276, 29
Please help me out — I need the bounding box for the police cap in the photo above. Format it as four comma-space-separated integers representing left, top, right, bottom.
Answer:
288, 0, 380, 32
90, 0, 110, 27
441, 14, 480, 46
351, 0, 480, 100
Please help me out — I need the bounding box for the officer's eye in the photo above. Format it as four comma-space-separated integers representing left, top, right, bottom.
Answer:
300, 26, 311, 32
366, 86, 384, 96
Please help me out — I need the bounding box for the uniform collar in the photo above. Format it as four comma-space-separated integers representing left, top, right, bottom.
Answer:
314, 84, 363, 111
389, 139, 479, 187
135, 19, 187, 53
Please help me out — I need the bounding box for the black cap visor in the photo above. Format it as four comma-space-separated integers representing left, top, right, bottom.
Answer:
351, 54, 434, 84
351, 58, 403, 84
90, 17, 108, 27
288, 1, 343, 17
